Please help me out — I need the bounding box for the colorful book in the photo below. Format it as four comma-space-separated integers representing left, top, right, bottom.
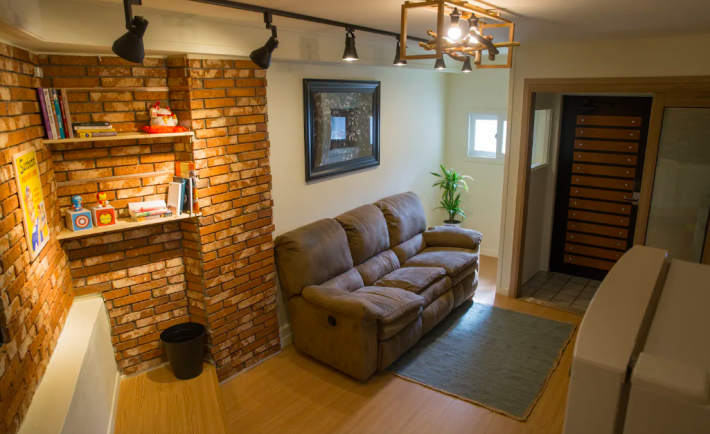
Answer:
37, 88, 53, 139
51, 89, 66, 139
131, 211, 173, 222
167, 182, 183, 215
175, 161, 196, 178
128, 200, 167, 213
60, 89, 74, 138
73, 122, 111, 127
191, 177, 199, 214
74, 129, 116, 133
76, 131, 118, 138
42, 89, 58, 139
57, 89, 71, 139
74, 125, 114, 131
130, 208, 171, 218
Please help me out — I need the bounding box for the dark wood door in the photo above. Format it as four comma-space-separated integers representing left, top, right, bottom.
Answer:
549, 96, 653, 280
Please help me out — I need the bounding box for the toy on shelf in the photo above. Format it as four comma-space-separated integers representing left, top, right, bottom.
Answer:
65, 195, 93, 232
90, 191, 116, 227
140, 102, 189, 135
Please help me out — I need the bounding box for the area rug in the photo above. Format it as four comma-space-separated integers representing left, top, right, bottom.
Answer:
386, 301, 576, 421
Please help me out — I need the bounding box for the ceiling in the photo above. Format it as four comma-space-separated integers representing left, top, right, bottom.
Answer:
127, 0, 710, 43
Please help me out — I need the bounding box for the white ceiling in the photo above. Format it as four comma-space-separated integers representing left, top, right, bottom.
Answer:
137, 0, 710, 42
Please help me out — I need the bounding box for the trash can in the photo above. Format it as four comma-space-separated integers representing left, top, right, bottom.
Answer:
160, 322, 205, 380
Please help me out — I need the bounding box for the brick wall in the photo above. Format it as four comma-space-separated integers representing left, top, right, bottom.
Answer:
0, 44, 74, 434
183, 58, 280, 381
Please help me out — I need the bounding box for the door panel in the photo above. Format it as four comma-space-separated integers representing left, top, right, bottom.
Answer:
550, 96, 653, 280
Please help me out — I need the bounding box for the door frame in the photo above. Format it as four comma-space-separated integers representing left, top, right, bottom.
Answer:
509, 76, 710, 298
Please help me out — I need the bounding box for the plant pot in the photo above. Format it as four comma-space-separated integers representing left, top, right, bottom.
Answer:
443, 220, 461, 228
160, 322, 205, 380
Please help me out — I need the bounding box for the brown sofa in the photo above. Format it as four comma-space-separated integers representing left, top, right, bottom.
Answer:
274, 192, 482, 380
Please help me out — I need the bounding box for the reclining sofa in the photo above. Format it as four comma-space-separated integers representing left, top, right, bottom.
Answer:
274, 192, 482, 380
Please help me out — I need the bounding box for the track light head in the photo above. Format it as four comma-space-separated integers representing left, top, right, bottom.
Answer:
393, 39, 406, 66
250, 13, 279, 69
462, 56, 473, 73
434, 57, 446, 70
112, 0, 148, 64
342, 29, 359, 61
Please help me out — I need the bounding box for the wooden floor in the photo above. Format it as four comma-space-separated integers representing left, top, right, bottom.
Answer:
221, 256, 583, 434
115, 363, 227, 434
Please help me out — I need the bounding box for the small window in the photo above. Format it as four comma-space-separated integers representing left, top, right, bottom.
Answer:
531, 109, 552, 169
467, 112, 507, 163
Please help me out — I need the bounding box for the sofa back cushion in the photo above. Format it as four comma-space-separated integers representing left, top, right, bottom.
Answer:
335, 204, 390, 266
274, 219, 353, 299
355, 250, 400, 286
374, 192, 427, 246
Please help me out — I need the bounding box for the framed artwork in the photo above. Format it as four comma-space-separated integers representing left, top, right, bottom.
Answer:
303, 79, 381, 181
13, 148, 50, 259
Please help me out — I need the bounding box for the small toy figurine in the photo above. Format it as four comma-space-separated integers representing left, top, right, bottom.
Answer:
149, 101, 178, 127
71, 195, 83, 211
96, 191, 109, 208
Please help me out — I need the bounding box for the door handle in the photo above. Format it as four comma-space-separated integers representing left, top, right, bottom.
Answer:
624, 191, 640, 206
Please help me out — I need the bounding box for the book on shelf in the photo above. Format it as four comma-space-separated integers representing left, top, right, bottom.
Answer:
38, 87, 76, 140
73, 122, 111, 127
74, 125, 114, 131
131, 211, 173, 222
128, 200, 167, 214
174, 161, 199, 214
167, 182, 183, 215
76, 131, 118, 138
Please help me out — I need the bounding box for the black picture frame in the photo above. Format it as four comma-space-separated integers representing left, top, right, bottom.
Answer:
303, 79, 381, 182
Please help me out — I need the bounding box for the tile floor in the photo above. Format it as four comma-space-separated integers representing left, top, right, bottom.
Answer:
519, 271, 601, 313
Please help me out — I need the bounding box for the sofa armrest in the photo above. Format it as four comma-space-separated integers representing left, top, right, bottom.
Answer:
302, 285, 424, 323
423, 226, 483, 251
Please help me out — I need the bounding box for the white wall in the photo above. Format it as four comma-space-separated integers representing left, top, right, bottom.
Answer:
443, 69, 510, 257
521, 93, 562, 284
498, 32, 710, 295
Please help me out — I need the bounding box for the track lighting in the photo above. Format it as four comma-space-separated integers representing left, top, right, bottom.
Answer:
342, 29, 359, 61
447, 8, 462, 41
112, 0, 149, 64
393, 38, 407, 66
462, 56, 473, 72
250, 13, 279, 69
434, 57, 446, 70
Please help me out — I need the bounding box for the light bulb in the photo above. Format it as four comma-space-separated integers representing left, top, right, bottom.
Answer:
447, 26, 462, 41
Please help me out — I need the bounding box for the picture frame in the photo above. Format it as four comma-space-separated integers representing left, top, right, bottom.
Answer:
303, 79, 381, 182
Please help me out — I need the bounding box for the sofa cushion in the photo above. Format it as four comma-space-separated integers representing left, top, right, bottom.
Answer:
404, 247, 479, 277
416, 276, 453, 306
378, 307, 422, 340
275, 219, 353, 299
322, 268, 365, 293
302, 285, 423, 322
374, 192, 427, 247
335, 204, 390, 266
391, 233, 427, 265
355, 250, 400, 286
373, 267, 445, 294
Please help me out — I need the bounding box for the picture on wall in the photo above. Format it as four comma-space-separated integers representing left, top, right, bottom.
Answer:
303, 79, 381, 181
13, 148, 50, 259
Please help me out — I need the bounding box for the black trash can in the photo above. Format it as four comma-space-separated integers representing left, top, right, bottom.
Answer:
160, 322, 205, 380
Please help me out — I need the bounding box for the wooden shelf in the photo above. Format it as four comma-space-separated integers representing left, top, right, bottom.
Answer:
43, 131, 194, 145
64, 87, 170, 92
57, 213, 201, 241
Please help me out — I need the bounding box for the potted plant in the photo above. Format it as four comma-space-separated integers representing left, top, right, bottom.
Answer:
431, 165, 473, 228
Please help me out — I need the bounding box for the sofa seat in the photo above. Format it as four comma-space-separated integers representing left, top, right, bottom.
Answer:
403, 247, 479, 277
374, 267, 451, 307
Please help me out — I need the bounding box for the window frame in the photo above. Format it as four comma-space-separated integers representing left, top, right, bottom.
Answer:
466, 110, 508, 165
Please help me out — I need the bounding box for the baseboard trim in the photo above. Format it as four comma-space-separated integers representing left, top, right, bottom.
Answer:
480, 248, 498, 258
280, 324, 292, 348
106, 371, 120, 434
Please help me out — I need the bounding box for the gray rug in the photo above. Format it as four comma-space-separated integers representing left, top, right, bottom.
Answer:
386, 301, 575, 421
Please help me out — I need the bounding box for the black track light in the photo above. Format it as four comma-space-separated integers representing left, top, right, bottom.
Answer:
250, 13, 279, 69
462, 56, 473, 72
393, 38, 406, 66
342, 29, 359, 61
112, 0, 149, 64
434, 57, 446, 70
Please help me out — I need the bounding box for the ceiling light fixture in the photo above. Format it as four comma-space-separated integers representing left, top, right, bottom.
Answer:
250, 12, 279, 69
112, 0, 149, 64
434, 57, 446, 70
462, 56, 473, 72
393, 38, 407, 66
342, 28, 359, 61
447, 8, 462, 41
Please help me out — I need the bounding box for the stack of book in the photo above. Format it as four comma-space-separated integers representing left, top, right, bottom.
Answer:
127, 200, 173, 222
73, 122, 117, 138
169, 161, 200, 215
38, 87, 73, 140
